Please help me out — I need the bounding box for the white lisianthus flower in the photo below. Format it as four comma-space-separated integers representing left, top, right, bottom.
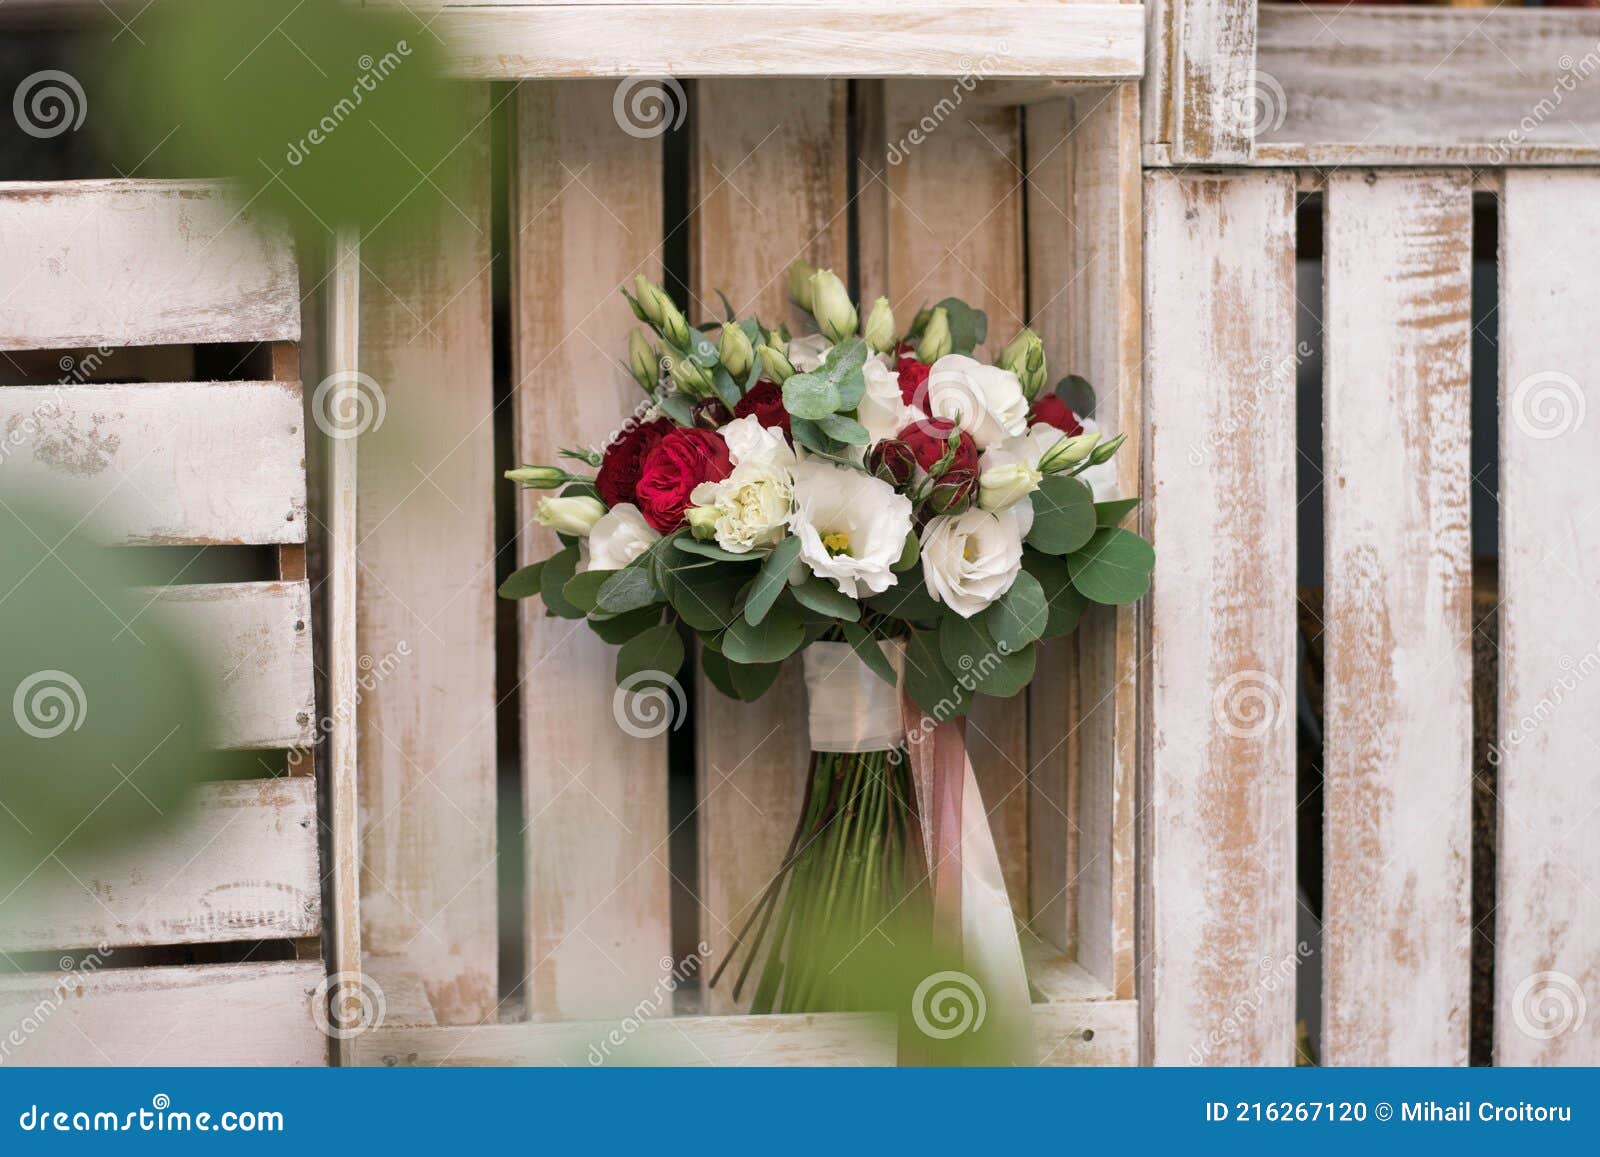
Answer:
982, 424, 1066, 474
920, 505, 1031, 618
789, 460, 913, 598
1075, 417, 1120, 502
978, 462, 1042, 512
690, 462, 794, 554
857, 355, 926, 445
787, 333, 833, 373
582, 502, 660, 572
924, 354, 1029, 449
536, 495, 606, 536
717, 414, 797, 470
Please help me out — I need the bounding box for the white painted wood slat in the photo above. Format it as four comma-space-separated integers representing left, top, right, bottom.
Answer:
0, 381, 307, 546
1322, 170, 1473, 1065
0, 778, 319, 953
1496, 170, 1600, 1066
0, 181, 299, 351
1143, 171, 1298, 1065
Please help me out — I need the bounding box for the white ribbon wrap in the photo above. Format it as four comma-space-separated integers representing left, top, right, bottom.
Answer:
802, 641, 905, 753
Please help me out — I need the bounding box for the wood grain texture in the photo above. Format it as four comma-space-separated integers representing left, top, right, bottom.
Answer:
0, 382, 307, 546
512, 80, 672, 1020
1254, 8, 1600, 167
1322, 171, 1473, 1066
0, 961, 326, 1066
1496, 170, 1600, 1065
863, 78, 1031, 914
0, 180, 298, 350
355, 86, 497, 1026
151, 581, 316, 751
434, 4, 1145, 80
0, 779, 319, 953
1168, 0, 1255, 162
1143, 171, 1297, 1065
691, 78, 847, 1015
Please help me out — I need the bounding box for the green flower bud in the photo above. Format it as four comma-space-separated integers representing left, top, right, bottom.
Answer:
633, 275, 690, 348
787, 261, 816, 311
535, 495, 606, 536
862, 296, 896, 353
504, 465, 570, 490
1088, 432, 1126, 465
684, 505, 720, 541
665, 347, 714, 397
916, 306, 952, 363
628, 328, 659, 392
758, 343, 796, 384
632, 274, 663, 324
718, 322, 754, 380
808, 268, 857, 343
999, 328, 1047, 400
1038, 431, 1101, 474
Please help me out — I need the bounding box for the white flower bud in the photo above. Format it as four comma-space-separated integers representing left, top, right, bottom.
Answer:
1038, 431, 1101, 474
536, 495, 606, 536
862, 296, 896, 353
718, 322, 754, 380
808, 269, 858, 343
916, 306, 952, 363
978, 461, 1043, 512
505, 465, 570, 489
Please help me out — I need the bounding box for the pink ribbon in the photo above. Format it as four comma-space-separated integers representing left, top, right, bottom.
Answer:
901, 695, 967, 959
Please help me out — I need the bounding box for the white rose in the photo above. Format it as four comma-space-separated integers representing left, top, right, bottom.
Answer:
1076, 417, 1120, 502
920, 505, 1030, 618
787, 333, 833, 373
924, 354, 1029, 449
718, 414, 797, 470
582, 502, 660, 572
691, 462, 794, 554
535, 495, 606, 536
789, 460, 913, 598
857, 354, 925, 445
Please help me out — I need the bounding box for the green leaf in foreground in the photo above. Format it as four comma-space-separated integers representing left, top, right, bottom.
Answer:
700, 648, 785, 703
981, 570, 1047, 651
563, 568, 614, 613
616, 623, 685, 685
841, 622, 897, 686
1021, 551, 1087, 639
595, 563, 660, 614
498, 560, 545, 600
903, 627, 972, 718
1026, 475, 1096, 555
789, 575, 861, 622
589, 606, 663, 645
1094, 497, 1141, 527
721, 599, 806, 665
1068, 527, 1155, 606
743, 536, 803, 626
540, 547, 584, 619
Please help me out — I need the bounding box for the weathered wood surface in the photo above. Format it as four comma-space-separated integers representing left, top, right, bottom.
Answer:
1143, 171, 1298, 1065
0, 961, 326, 1065
0, 180, 298, 350
0, 382, 307, 546
691, 78, 848, 1014
435, 4, 1145, 80
151, 581, 316, 751
1252, 8, 1600, 167
354, 85, 498, 1026
0, 779, 319, 953
513, 79, 672, 1020
1322, 171, 1473, 1066
1495, 170, 1600, 1065
1155, 0, 1256, 162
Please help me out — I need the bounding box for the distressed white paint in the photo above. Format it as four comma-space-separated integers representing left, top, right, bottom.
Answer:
1496, 170, 1600, 1065
1166, 0, 1255, 162
0, 382, 306, 546
1143, 171, 1298, 1065
0, 181, 298, 350
1322, 171, 1473, 1065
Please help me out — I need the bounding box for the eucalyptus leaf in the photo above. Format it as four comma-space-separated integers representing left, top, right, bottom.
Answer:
893, 531, 920, 572
665, 565, 745, 632
709, 366, 742, 410
864, 565, 944, 623
744, 537, 803, 626
655, 393, 695, 425
789, 575, 861, 622
1095, 497, 1141, 527
1021, 551, 1087, 639
616, 623, 685, 685
938, 613, 1035, 698
782, 373, 841, 420
842, 622, 897, 685
789, 417, 847, 458
589, 605, 663, 645
1055, 373, 1095, 418
818, 413, 870, 445
935, 297, 987, 355
540, 548, 584, 619
721, 599, 805, 665
1068, 528, 1155, 606
904, 628, 972, 718
676, 538, 766, 563
595, 563, 660, 614
981, 570, 1047, 651
1026, 475, 1097, 555
563, 568, 614, 614
498, 560, 545, 600
700, 648, 784, 703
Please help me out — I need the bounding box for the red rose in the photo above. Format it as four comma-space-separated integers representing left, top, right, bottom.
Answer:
1029, 394, 1083, 437
636, 428, 734, 532
732, 381, 791, 439
896, 418, 978, 478
596, 417, 673, 509
896, 354, 931, 407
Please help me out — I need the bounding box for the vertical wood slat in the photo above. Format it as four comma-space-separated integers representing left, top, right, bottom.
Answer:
1143, 171, 1297, 1064
356, 85, 497, 1025
861, 79, 1031, 913
513, 80, 672, 1020
692, 78, 849, 1014
1163, 0, 1256, 162
1496, 170, 1600, 1065
1322, 171, 1473, 1065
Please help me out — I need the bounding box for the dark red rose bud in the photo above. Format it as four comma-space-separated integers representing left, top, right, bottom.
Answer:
927, 469, 977, 516
596, 416, 674, 509
731, 380, 792, 439
1029, 393, 1083, 437
896, 354, 932, 407
867, 439, 916, 489
692, 397, 734, 429
896, 417, 978, 478
636, 428, 734, 532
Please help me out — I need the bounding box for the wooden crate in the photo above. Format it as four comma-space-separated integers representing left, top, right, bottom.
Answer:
0, 180, 329, 1065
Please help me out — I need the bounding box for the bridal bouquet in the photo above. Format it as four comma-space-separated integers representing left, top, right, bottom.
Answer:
503, 267, 1152, 1059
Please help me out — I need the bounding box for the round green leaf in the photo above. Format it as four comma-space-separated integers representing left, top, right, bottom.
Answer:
864, 565, 944, 623
540, 547, 584, 619
1026, 475, 1096, 555
665, 564, 745, 632
616, 623, 685, 685
498, 560, 545, 600
938, 613, 1035, 698
595, 563, 660, 614
1021, 550, 1087, 639
589, 606, 663, 645
743, 536, 803, 626
721, 599, 805, 665
903, 628, 971, 718
981, 570, 1047, 651
1068, 528, 1155, 606
563, 568, 614, 613
789, 575, 861, 622
782, 372, 841, 420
